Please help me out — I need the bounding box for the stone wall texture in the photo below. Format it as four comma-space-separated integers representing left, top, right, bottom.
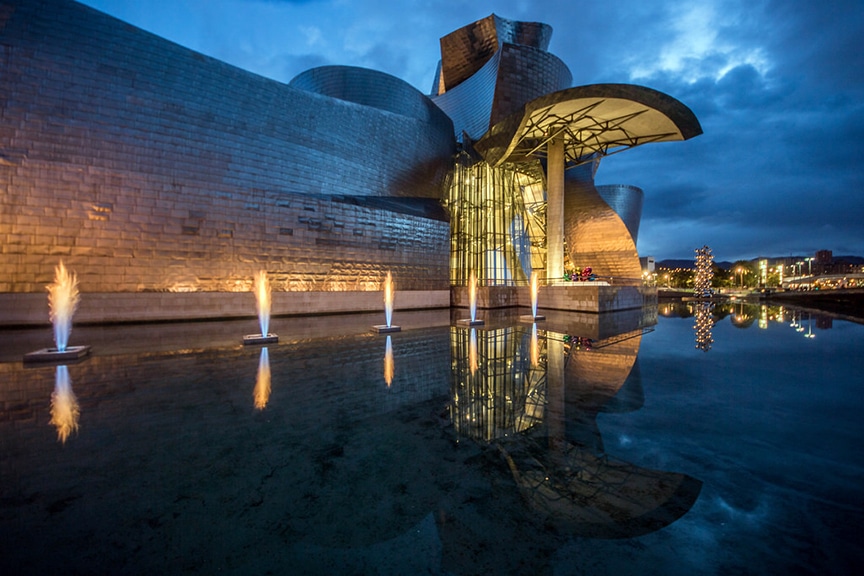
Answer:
0, 0, 455, 302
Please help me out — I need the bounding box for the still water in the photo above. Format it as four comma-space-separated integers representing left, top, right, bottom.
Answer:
1, 304, 862, 575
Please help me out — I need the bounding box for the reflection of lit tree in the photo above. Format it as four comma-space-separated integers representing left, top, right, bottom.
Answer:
693, 245, 714, 298
694, 301, 714, 351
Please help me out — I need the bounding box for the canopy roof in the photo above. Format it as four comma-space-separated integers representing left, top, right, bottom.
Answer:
474, 83, 702, 167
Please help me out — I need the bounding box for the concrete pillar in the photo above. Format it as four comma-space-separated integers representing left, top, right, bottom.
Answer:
547, 136, 565, 284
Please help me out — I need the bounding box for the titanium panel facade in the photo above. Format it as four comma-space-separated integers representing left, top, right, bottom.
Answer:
0, 0, 454, 294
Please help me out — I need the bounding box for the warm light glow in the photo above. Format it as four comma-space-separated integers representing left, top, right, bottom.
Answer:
254, 347, 271, 410
530, 271, 539, 317
384, 335, 394, 386
530, 323, 539, 367
384, 271, 394, 328
253, 270, 271, 336
469, 328, 478, 375
50, 365, 79, 443
48, 261, 80, 352
469, 271, 478, 322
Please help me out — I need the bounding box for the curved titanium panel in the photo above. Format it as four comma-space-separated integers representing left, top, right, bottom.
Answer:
438, 14, 553, 93
0, 0, 453, 294
490, 43, 572, 126
595, 184, 643, 243
432, 51, 501, 141
563, 163, 643, 281
289, 65, 452, 126
433, 43, 572, 142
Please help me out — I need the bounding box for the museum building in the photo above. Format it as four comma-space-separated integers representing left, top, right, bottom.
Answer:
0, 0, 701, 324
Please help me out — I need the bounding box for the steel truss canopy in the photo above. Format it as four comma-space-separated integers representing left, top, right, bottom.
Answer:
474, 83, 703, 167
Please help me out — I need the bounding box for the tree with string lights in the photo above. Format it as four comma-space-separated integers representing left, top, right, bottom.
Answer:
693, 245, 714, 298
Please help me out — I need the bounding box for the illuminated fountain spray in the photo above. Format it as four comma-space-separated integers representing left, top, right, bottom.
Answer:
244, 270, 278, 344
521, 271, 546, 322
253, 347, 271, 410
457, 271, 484, 326
24, 261, 90, 362
372, 271, 401, 333
50, 365, 80, 443
384, 335, 394, 386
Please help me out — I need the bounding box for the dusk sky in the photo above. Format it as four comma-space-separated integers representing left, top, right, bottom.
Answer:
77, 0, 864, 262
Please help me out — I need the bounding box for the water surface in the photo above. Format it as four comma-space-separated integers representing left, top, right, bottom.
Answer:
1, 304, 861, 574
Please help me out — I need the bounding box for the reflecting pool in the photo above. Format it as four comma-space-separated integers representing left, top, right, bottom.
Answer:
1, 304, 862, 575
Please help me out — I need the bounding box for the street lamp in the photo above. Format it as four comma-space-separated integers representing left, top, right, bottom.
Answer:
736, 267, 744, 288
806, 257, 813, 275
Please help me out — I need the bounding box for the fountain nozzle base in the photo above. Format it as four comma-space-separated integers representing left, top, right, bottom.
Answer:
371, 325, 401, 333
24, 345, 91, 363
243, 334, 279, 345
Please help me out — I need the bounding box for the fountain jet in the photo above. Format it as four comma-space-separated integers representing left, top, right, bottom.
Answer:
24, 261, 91, 362
372, 271, 401, 333
457, 271, 484, 326
520, 271, 546, 322
244, 270, 278, 344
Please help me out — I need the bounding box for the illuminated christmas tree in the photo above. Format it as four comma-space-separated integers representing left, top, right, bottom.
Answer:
693, 245, 714, 298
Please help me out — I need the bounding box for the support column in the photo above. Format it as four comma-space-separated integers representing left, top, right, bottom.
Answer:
546, 136, 565, 284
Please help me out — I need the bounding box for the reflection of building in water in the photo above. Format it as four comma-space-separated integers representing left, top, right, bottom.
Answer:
450, 326, 547, 441
694, 302, 714, 351
449, 322, 701, 538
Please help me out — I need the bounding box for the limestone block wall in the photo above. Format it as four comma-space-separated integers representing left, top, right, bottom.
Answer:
0, 0, 455, 311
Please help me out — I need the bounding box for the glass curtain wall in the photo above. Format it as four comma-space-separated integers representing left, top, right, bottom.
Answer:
445, 151, 547, 286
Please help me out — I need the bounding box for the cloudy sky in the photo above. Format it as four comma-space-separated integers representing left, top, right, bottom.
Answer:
78, 0, 864, 262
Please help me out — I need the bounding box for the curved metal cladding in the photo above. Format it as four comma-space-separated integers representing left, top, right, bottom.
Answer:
432, 51, 502, 141
489, 43, 572, 126
437, 14, 553, 93
595, 185, 644, 244
433, 16, 572, 142
0, 0, 454, 293
289, 65, 453, 127
563, 163, 643, 282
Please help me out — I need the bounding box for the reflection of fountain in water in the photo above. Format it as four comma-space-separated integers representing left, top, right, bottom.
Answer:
254, 347, 271, 410
50, 365, 79, 443
254, 270, 271, 337
48, 261, 80, 352
384, 335, 394, 386
530, 323, 539, 368
469, 328, 478, 375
